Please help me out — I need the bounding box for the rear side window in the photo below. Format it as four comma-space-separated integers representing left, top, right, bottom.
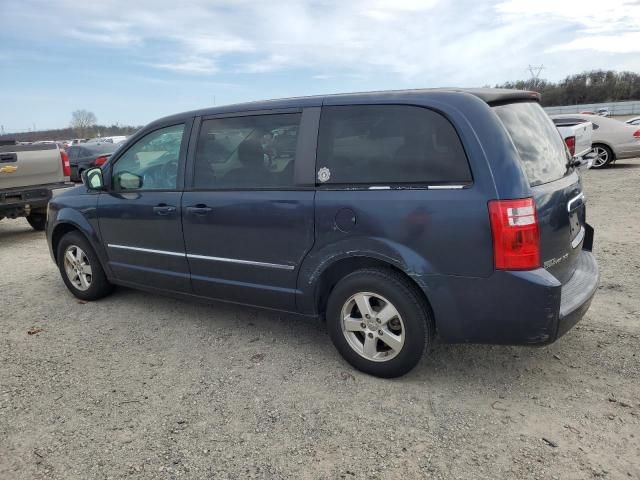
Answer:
316, 105, 471, 185
494, 102, 569, 186
193, 113, 301, 189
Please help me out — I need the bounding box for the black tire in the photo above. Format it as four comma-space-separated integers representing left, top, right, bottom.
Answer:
326, 268, 433, 378
26, 212, 46, 231
591, 144, 614, 169
56, 231, 114, 301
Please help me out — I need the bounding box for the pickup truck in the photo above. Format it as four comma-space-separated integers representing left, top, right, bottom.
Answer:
552, 120, 593, 168
0, 141, 70, 230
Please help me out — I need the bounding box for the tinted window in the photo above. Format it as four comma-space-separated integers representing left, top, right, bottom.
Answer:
193, 113, 301, 189
316, 105, 471, 185
112, 124, 184, 191
493, 102, 569, 187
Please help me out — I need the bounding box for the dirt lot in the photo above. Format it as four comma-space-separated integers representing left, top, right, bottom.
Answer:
1, 164, 639, 480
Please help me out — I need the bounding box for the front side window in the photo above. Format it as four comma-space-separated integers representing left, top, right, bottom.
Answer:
112, 124, 184, 191
316, 105, 471, 185
193, 113, 301, 189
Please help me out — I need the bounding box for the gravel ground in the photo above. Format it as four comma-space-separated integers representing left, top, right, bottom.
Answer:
1, 163, 639, 480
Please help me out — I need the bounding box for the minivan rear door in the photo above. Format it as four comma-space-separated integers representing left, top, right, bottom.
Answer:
493, 101, 589, 284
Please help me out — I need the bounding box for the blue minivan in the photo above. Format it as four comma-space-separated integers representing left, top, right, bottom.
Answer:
46, 88, 599, 377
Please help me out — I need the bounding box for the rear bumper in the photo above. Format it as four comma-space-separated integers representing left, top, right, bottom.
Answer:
556, 250, 599, 339
0, 183, 67, 216
421, 249, 599, 345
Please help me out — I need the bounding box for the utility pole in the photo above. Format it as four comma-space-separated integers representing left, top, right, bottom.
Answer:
527, 64, 545, 89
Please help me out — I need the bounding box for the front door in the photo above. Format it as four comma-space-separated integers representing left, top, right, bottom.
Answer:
181, 111, 316, 310
98, 122, 192, 293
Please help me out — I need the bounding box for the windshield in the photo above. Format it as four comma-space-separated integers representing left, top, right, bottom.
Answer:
493, 102, 569, 187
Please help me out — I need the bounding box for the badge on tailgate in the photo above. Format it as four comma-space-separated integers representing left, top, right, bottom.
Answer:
0, 165, 18, 174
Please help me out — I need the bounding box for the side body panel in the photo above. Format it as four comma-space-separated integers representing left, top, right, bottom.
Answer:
46, 186, 113, 278
97, 191, 190, 292
181, 190, 315, 309
181, 108, 320, 310
297, 93, 505, 317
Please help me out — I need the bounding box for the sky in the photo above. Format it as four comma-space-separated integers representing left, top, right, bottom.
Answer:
1, 0, 639, 132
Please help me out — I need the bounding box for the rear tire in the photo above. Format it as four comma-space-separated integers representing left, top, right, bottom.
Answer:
326, 268, 433, 378
591, 144, 614, 169
56, 231, 114, 301
26, 212, 46, 231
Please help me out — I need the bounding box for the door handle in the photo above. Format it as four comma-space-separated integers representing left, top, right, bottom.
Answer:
153, 204, 177, 215
186, 204, 212, 215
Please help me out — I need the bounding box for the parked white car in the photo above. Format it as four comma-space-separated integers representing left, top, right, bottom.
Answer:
551, 114, 640, 168
553, 120, 593, 169
626, 116, 640, 126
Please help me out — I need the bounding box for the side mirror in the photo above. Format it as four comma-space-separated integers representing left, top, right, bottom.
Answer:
82, 167, 105, 190
116, 171, 143, 190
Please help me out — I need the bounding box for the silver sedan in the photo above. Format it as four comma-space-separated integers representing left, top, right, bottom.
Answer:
551, 114, 640, 168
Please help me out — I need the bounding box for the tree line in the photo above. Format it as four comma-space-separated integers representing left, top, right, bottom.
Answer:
0, 109, 141, 142
495, 70, 640, 107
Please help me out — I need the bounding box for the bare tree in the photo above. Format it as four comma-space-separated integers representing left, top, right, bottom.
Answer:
70, 110, 97, 138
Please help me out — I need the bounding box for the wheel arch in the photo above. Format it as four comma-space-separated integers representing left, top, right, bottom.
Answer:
51, 222, 82, 261
50, 214, 113, 279
593, 142, 616, 160
312, 255, 436, 330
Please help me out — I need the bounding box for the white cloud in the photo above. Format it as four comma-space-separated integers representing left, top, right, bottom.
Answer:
4, 0, 640, 82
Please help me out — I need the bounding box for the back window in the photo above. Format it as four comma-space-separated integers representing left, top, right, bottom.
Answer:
316, 105, 471, 185
493, 102, 569, 186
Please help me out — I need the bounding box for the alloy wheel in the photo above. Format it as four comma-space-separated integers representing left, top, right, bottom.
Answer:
63, 245, 93, 291
340, 292, 405, 362
592, 146, 609, 167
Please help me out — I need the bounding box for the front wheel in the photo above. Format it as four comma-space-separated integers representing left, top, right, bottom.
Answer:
56, 231, 114, 301
591, 144, 614, 169
326, 268, 433, 378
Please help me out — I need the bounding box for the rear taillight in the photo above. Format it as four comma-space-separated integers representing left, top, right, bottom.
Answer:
564, 136, 576, 156
633, 129, 640, 138
60, 149, 71, 177
488, 198, 540, 270
94, 155, 109, 166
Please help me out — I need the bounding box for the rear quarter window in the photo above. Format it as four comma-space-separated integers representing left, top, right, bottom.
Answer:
316, 105, 471, 185
493, 102, 569, 186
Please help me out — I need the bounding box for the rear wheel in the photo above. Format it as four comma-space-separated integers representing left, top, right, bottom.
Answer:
26, 212, 46, 231
591, 144, 614, 168
56, 231, 113, 301
326, 268, 433, 378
